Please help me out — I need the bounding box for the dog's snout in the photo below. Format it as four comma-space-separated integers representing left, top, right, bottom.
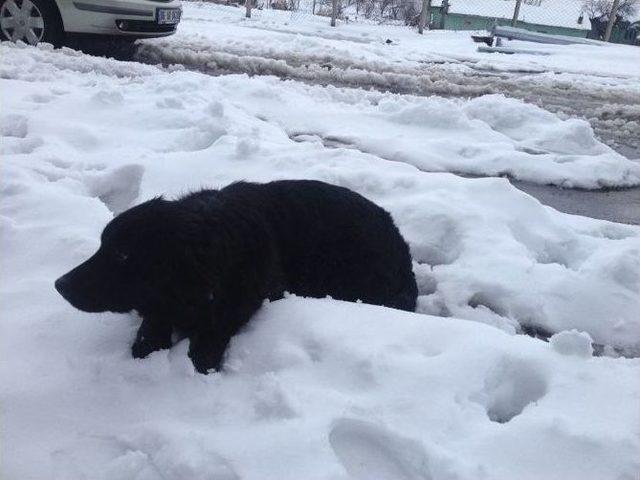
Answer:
55, 275, 69, 296
54, 258, 120, 313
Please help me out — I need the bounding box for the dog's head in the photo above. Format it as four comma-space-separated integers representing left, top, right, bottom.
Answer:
55, 197, 203, 314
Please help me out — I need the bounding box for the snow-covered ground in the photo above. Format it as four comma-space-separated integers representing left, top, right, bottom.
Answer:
133, 2, 640, 150
2, 40, 640, 480
144, 2, 640, 79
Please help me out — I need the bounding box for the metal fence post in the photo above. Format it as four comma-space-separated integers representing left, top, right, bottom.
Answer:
418, 0, 432, 34
331, 0, 338, 26
439, 0, 448, 30
604, 0, 621, 42
512, 0, 523, 27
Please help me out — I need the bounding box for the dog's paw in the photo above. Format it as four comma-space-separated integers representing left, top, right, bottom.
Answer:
131, 338, 155, 359
131, 336, 170, 359
188, 339, 224, 374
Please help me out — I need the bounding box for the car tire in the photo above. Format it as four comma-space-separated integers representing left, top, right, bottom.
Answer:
0, 0, 64, 47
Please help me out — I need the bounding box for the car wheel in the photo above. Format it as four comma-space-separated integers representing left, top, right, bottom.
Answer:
0, 0, 63, 46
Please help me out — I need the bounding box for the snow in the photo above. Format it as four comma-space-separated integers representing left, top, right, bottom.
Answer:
132, 2, 640, 149
550, 330, 594, 358
3, 293, 640, 480
208, 80, 640, 187
432, 0, 590, 31
137, 2, 640, 80
2, 37, 640, 480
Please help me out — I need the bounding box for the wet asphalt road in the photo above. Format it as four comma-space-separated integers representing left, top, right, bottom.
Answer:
510, 143, 640, 226
511, 179, 640, 226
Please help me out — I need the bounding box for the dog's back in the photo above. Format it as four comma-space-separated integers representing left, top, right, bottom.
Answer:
214, 180, 417, 311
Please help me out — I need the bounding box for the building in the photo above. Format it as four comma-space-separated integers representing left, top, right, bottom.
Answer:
430, 0, 592, 38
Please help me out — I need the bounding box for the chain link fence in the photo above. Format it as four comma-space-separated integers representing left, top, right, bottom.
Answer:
429, 1, 589, 36
193, 0, 425, 24
430, 0, 639, 44
189, 0, 639, 43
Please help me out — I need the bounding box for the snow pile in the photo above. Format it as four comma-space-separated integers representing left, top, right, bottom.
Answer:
2, 42, 640, 479
208, 77, 640, 187
550, 330, 594, 358
140, 2, 640, 79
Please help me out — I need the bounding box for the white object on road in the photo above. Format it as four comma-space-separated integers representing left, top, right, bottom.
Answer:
478, 45, 552, 55
492, 25, 603, 46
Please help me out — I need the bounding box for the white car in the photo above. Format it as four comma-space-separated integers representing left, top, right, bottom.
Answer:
0, 0, 181, 46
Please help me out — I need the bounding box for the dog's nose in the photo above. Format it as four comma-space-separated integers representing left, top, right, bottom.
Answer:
54, 275, 68, 296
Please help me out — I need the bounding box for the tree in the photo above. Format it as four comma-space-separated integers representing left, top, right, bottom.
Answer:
582, 0, 638, 24
331, 0, 338, 26
583, 0, 638, 39
418, 0, 431, 34
583, 0, 639, 40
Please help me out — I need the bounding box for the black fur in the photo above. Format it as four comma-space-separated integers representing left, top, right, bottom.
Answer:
55, 180, 418, 373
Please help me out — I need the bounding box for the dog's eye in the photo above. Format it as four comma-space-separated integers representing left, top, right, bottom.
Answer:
114, 250, 129, 264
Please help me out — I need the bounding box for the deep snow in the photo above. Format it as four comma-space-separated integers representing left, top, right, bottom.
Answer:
2, 40, 640, 480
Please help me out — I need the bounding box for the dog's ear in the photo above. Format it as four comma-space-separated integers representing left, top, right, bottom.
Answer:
144, 195, 166, 210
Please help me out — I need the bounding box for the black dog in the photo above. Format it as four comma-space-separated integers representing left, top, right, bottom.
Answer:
55, 180, 418, 373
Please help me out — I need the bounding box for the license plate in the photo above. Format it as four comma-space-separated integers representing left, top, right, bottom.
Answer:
157, 8, 181, 25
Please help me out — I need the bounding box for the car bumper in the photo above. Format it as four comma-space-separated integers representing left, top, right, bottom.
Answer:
57, 0, 182, 37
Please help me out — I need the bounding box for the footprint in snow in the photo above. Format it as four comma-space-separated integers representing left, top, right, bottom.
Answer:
92, 89, 125, 106
329, 418, 434, 480
101, 431, 240, 480
0, 114, 45, 156
2, 114, 28, 138
1, 136, 43, 155
472, 357, 548, 424
161, 123, 227, 153
156, 96, 184, 110
26, 93, 55, 104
